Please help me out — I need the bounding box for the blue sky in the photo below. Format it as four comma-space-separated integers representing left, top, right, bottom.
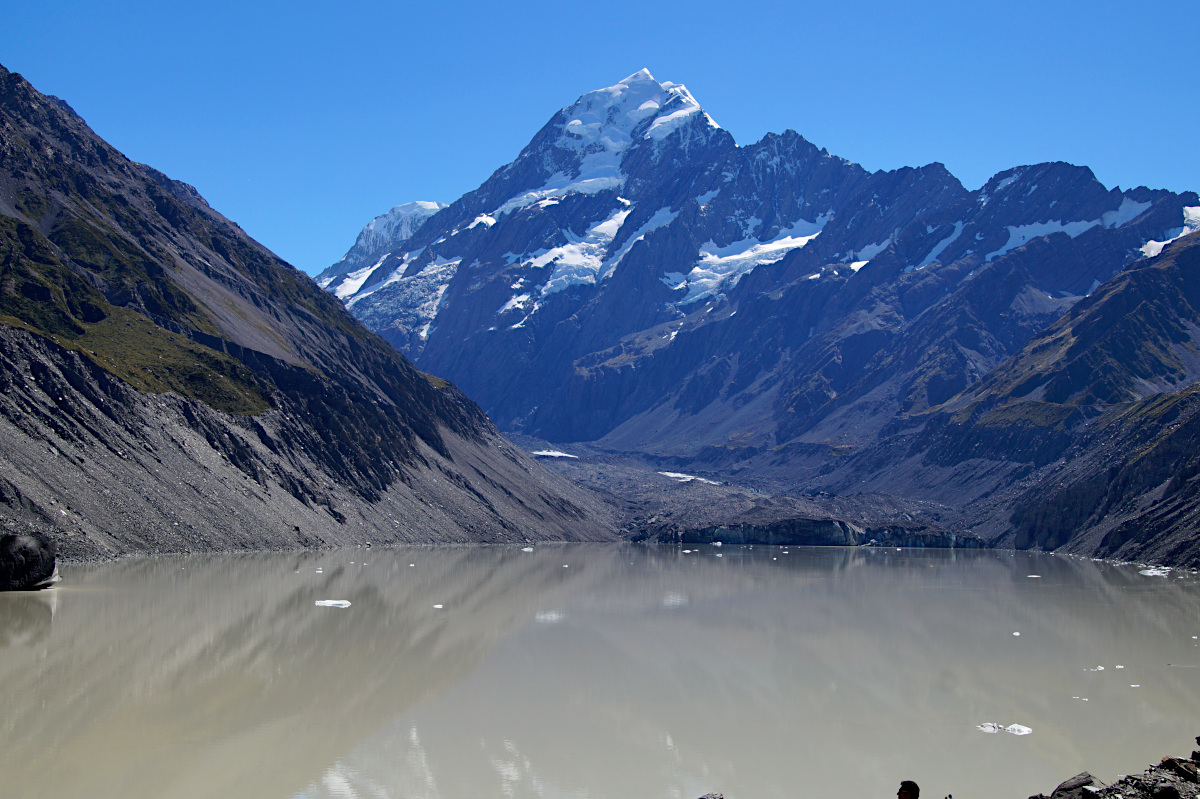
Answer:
4, 0, 1197, 275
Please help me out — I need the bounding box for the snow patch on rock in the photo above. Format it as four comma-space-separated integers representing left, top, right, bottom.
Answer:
1140, 206, 1200, 258
986, 219, 1100, 261
681, 214, 830, 304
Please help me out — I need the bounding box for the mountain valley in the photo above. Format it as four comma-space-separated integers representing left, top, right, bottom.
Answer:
322, 70, 1200, 566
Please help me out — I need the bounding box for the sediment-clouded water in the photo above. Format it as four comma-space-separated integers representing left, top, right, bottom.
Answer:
1, 545, 1197, 799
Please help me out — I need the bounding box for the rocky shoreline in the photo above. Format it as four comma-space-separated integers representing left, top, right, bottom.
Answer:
689, 737, 1200, 799
1029, 739, 1200, 799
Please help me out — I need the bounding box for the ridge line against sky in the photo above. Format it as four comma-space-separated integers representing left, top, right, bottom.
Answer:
4, 0, 1197, 276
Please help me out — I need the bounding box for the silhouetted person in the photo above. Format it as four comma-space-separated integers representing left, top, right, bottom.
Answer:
898, 780, 919, 799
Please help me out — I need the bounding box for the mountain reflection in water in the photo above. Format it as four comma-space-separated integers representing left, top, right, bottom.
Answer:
1, 546, 1197, 799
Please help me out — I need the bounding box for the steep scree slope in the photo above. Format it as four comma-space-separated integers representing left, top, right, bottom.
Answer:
0, 64, 616, 557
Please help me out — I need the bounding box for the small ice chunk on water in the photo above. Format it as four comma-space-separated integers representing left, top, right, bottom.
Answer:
536, 610, 564, 623
1130, 684, 1141, 688
1140, 567, 1171, 577
713, 541, 722, 547
433, 604, 443, 609
1027, 575, 1041, 578
315, 600, 350, 608
663, 592, 688, 607
1013, 632, 1021, 636
682, 549, 692, 554
1116, 665, 1124, 669
978, 722, 1032, 735
1089, 666, 1105, 671
522, 547, 534, 552
315, 568, 323, 573
715, 553, 723, 558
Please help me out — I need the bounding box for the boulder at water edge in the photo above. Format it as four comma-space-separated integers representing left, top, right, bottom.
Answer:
0, 532, 57, 591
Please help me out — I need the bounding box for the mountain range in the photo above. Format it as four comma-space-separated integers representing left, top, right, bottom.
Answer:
0, 63, 617, 559
320, 69, 1200, 565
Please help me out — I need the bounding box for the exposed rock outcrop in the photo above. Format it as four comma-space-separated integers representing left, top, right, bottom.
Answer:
0, 530, 55, 589
0, 63, 619, 557
1029, 738, 1200, 799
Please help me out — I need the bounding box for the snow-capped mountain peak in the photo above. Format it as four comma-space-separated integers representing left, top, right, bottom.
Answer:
494, 70, 722, 216
316, 200, 446, 289
559, 69, 720, 151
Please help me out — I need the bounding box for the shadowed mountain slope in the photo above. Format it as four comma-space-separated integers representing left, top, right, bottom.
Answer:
323, 70, 1200, 564
814, 232, 1200, 566
0, 64, 617, 557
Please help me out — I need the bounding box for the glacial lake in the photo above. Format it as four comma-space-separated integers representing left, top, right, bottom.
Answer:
1, 545, 1198, 799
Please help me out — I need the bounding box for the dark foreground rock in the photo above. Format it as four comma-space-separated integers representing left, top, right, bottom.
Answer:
1030, 738, 1200, 799
0, 530, 56, 590
691, 736, 1200, 799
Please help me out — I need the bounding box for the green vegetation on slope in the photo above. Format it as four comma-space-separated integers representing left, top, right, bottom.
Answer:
0, 213, 270, 413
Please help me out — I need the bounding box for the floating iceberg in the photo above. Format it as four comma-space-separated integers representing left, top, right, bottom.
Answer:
315, 600, 351, 608
977, 723, 1032, 735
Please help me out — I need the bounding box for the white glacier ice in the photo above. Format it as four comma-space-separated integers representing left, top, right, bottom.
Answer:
658, 471, 721, 485
495, 70, 720, 218
985, 219, 1100, 261
681, 214, 831, 304
1140, 206, 1200, 258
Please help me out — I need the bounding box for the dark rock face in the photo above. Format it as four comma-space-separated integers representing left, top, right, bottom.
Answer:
0, 531, 55, 590
819, 233, 1200, 566
0, 63, 619, 557
1029, 740, 1200, 799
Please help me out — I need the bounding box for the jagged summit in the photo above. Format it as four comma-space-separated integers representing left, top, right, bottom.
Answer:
322, 70, 1198, 491
317, 200, 446, 292
560, 68, 720, 148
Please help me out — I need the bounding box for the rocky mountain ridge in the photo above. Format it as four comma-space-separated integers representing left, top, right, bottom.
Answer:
323, 69, 1200, 564
0, 63, 618, 558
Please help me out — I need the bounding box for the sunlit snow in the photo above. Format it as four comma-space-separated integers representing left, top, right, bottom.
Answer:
494, 70, 718, 217
1101, 197, 1151, 229
349, 255, 461, 340
334, 253, 390, 300
658, 471, 721, 485
909, 221, 964, 271
598, 206, 680, 281
680, 215, 830, 304
503, 204, 684, 300
532, 450, 579, 459
1140, 206, 1200, 258
854, 238, 891, 262
985, 219, 1100, 261
529, 206, 632, 295
499, 293, 532, 314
